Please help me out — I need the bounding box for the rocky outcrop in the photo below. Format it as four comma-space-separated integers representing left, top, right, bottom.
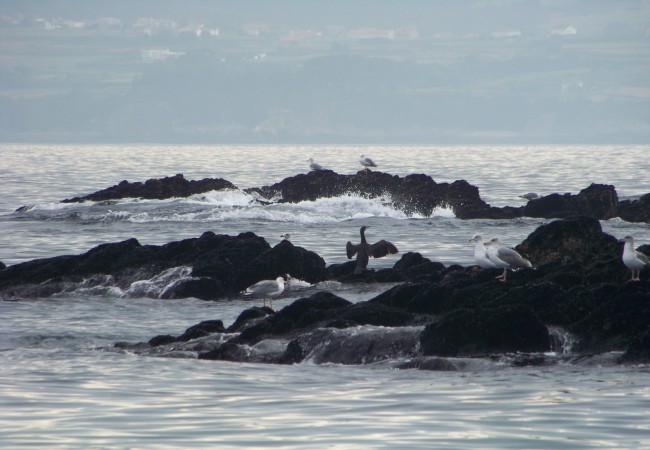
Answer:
109, 217, 650, 366
40, 172, 649, 222
617, 193, 650, 223
246, 169, 503, 219
515, 216, 620, 267
62, 173, 237, 203
0, 231, 327, 300
523, 184, 619, 219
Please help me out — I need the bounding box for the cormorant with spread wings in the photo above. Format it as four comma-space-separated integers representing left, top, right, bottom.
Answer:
346, 226, 399, 275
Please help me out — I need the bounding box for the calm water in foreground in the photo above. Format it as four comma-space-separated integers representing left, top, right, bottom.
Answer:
1, 144, 649, 448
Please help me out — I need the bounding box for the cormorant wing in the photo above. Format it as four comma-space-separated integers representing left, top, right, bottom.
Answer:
370, 240, 399, 258
346, 241, 360, 259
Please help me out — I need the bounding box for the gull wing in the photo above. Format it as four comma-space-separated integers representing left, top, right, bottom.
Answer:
244, 279, 277, 295
497, 247, 532, 268
636, 250, 650, 266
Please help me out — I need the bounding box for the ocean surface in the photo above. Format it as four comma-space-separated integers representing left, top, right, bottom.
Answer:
1, 143, 649, 449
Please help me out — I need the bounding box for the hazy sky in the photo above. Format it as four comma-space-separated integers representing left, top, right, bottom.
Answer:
1, 1, 649, 143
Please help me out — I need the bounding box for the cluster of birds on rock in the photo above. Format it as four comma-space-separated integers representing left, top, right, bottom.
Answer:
308, 154, 377, 172
243, 154, 649, 308
469, 235, 532, 282
244, 230, 649, 309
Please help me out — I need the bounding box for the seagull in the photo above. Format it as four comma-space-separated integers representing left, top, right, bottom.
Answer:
359, 154, 377, 170
469, 234, 498, 269
619, 235, 650, 281
243, 276, 286, 309
346, 225, 399, 275
519, 192, 540, 201
307, 157, 325, 171
486, 237, 533, 281
280, 233, 291, 241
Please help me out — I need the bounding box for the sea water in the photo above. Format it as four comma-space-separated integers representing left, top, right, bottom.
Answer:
1, 144, 649, 448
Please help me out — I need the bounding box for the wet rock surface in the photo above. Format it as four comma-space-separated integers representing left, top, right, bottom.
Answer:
0, 231, 326, 300
39, 172, 648, 222
61, 173, 237, 203
99, 217, 650, 365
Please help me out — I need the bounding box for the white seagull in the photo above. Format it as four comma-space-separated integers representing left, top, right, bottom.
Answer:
486, 237, 533, 281
243, 276, 286, 309
359, 154, 377, 170
280, 233, 291, 241
469, 234, 497, 269
307, 157, 325, 171
619, 235, 650, 281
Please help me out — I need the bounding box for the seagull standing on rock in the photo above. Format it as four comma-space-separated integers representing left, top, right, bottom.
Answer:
469, 234, 497, 269
359, 155, 377, 170
486, 237, 533, 281
307, 158, 325, 171
619, 235, 650, 281
346, 226, 398, 275
243, 276, 287, 309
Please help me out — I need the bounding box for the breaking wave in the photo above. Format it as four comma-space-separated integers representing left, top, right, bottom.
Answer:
15, 191, 456, 225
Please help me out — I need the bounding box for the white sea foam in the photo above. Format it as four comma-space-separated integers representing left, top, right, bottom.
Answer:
124, 266, 195, 298
185, 189, 259, 207
122, 193, 434, 224
54, 267, 196, 299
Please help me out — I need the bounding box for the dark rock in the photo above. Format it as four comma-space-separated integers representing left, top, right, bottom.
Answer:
617, 193, 650, 223
570, 280, 650, 352
393, 252, 430, 271
49, 170, 650, 222
420, 304, 551, 356
227, 306, 275, 332
148, 334, 177, 347
177, 320, 225, 342
516, 216, 620, 267
233, 239, 327, 292
334, 267, 406, 283
231, 292, 353, 345
62, 173, 237, 203
148, 320, 225, 347
246, 170, 508, 219
161, 277, 225, 300
282, 325, 421, 365
335, 302, 415, 327
135, 218, 650, 365
0, 231, 281, 300
524, 183, 618, 219
199, 342, 250, 362
326, 261, 358, 278
621, 329, 650, 363
393, 252, 446, 282
0, 261, 5, 270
